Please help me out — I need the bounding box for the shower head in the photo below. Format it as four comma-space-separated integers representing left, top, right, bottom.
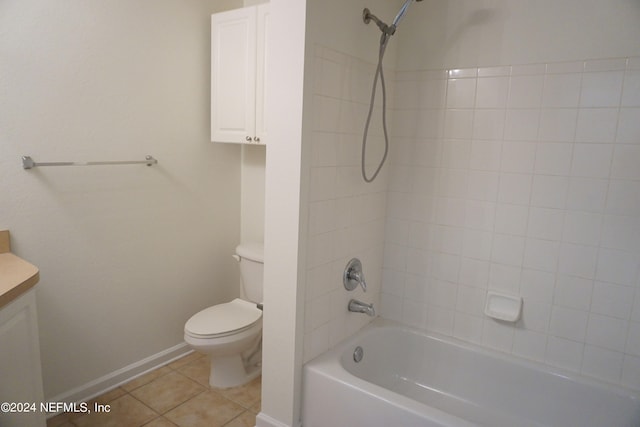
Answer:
363, 0, 421, 37
360, 0, 423, 183
392, 0, 422, 28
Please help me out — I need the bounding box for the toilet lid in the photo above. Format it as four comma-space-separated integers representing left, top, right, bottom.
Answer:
185, 298, 262, 338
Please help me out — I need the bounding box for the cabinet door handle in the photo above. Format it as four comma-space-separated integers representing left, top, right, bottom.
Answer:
245, 136, 253, 142
254, 136, 260, 143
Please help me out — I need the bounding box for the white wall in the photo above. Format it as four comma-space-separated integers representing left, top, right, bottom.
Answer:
0, 0, 242, 398
240, 145, 266, 243
381, 0, 640, 390
260, 0, 306, 425
301, 0, 402, 363
240, 0, 267, 247
259, 1, 404, 425
397, 0, 640, 71
257, 0, 640, 424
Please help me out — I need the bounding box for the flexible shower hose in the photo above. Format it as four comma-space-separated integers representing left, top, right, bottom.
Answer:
361, 33, 391, 183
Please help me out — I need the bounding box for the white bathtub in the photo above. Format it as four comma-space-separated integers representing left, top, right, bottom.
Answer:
302, 319, 640, 427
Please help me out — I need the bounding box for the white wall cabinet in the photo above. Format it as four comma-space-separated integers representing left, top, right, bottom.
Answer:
0, 289, 46, 427
211, 4, 269, 145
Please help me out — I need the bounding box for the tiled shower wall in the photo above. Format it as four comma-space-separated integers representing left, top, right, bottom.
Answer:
303, 46, 390, 362
381, 57, 640, 390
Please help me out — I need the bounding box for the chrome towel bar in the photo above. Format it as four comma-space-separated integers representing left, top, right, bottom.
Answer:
22, 155, 158, 169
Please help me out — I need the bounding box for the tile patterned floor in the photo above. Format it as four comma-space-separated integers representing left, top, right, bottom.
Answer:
46, 352, 260, 427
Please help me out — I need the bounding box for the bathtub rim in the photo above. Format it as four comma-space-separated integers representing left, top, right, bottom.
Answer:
303, 325, 479, 427
306, 317, 640, 403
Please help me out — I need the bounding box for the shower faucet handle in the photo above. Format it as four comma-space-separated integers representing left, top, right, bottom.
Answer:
344, 258, 367, 292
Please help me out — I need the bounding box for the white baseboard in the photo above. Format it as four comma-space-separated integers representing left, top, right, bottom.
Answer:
46, 342, 192, 412
256, 412, 301, 427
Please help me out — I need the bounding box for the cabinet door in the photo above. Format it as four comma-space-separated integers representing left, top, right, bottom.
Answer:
0, 290, 45, 427
254, 4, 270, 144
211, 8, 257, 143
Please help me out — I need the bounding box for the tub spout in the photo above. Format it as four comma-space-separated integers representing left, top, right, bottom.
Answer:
348, 299, 376, 317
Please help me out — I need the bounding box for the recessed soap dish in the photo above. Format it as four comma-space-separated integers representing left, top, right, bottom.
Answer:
484, 291, 523, 322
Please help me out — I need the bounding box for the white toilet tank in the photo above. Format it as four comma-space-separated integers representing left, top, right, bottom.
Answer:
235, 243, 264, 303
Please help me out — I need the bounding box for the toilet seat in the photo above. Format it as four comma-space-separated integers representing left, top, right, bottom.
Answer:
184, 298, 262, 339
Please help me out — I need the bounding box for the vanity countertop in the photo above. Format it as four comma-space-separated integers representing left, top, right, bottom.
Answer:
0, 230, 40, 309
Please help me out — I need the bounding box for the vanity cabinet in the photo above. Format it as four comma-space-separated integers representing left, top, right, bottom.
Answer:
0, 230, 45, 427
211, 4, 269, 145
0, 289, 46, 427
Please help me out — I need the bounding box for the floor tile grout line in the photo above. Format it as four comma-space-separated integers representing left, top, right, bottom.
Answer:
125, 387, 168, 416
159, 387, 209, 416
221, 409, 253, 427
49, 352, 260, 427
166, 352, 206, 372
62, 390, 161, 427
126, 365, 251, 416
123, 366, 175, 393
140, 415, 173, 427
170, 364, 261, 411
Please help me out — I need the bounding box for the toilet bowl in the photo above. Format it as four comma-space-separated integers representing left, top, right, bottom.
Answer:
184, 243, 263, 388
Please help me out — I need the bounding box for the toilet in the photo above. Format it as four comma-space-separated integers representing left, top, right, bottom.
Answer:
184, 242, 264, 388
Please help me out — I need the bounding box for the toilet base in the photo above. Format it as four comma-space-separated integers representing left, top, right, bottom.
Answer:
183, 303, 263, 389
209, 354, 261, 388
